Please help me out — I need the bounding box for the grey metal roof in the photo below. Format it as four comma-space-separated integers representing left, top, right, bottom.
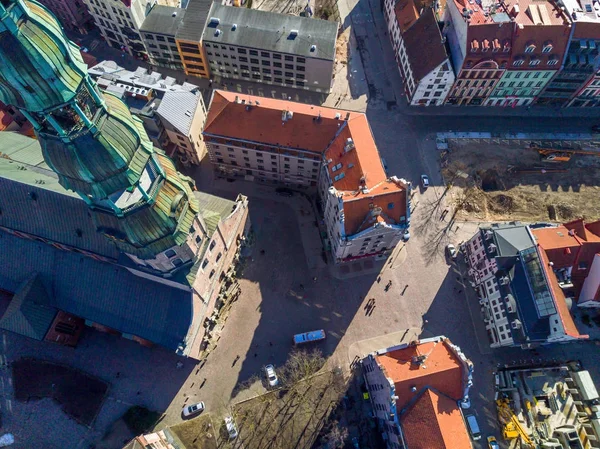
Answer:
195, 191, 237, 236
201, 3, 338, 60
0, 273, 57, 341
156, 90, 203, 136
0, 133, 121, 260
140, 5, 185, 36
175, 0, 213, 42
0, 231, 193, 351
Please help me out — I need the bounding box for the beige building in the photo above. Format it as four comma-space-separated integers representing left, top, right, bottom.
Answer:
156, 89, 207, 166
203, 91, 411, 264
175, 0, 213, 79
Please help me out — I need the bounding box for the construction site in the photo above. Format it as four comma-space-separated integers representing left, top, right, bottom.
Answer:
495, 363, 600, 449
440, 137, 600, 223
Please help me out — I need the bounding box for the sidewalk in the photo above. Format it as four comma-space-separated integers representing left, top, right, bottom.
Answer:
346, 328, 421, 368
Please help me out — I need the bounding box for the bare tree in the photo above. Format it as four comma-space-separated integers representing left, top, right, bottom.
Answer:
278, 349, 325, 386
321, 420, 349, 449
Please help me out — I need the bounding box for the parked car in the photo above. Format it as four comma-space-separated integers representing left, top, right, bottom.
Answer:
465, 414, 482, 441
224, 416, 238, 439
446, 243, 457, 259
265, 364, 278, 387
182, 401, 205, 417
420, 174, 429, 189
275, 187, 294, 197
402, 229, 410, 242
487, 436, 500, 449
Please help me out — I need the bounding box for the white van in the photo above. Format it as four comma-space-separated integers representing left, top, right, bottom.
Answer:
465, 414, 482, 440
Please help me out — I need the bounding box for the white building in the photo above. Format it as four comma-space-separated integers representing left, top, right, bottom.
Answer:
203, 91, 411, 264
82, 0, 179, 57
464, 223, 586, 349
383, 1, 454, 105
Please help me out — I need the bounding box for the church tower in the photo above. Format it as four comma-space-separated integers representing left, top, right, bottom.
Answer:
0, 0, 203, 273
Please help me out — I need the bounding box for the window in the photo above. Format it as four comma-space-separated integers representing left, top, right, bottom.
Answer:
201, 259, 209, 269
252, 66, 259, 72
209, 269, 215, 278
273, 53, 281, 59
333, 172, 345, 181
285, 55, 293, 61
297, 57, 305, 63
156, 35, 165, 42
252, 73, 261, 79
172, 258, 183, 267
216, 252, 222, 262
195, 235, 202, 244
274, 70, 282, 75
274, 62, 282, 68
239, 56, 248, 62
165, 249, 177, 258
271, 155, 277, 159
249, 50, 258, 56
331, 163, 342, 172
285, 63, 294, 70
237, 48, 247, 54
261, 51, 270, 57
388, 202, 394, 209
240, 64, 249, 70
209, 240, 216, 251
297, 65, 305, 72
275, 77, 282, 83
262, 60, 270, 66
285, 72, 294, 78
525, 44, 536, 53
251, 58, 259, 64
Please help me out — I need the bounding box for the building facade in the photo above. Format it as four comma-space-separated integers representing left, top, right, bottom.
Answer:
37, 0, 93, 33
156, 89, 208, 166
464, 222, 587, 348
445, 0, 571, 106
362, 336, 474, 449
175, 0, 212, 79
203, 91, 411, 263
139, 4, 185, 70
82, 0, 179, 57
383, 0, 455, 105
201, 3, 337, 93
569, 69, 600, 107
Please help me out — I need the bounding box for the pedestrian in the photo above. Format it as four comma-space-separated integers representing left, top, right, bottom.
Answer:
269, 342, 273, 347
254, 353, 258, 357
116, 372, 121, 379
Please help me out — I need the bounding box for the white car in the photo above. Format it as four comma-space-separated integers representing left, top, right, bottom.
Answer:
421, 174, 430, 189
265, 364, 279, 387
225, 416, 238, 439
446, 244, 457, 259
182, 401, 205, 417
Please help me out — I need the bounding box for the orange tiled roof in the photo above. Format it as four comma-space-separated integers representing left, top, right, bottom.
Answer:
0, 110, 14, 131
376, 340, 464, 410
400, 389, 472, 449
537, 245, 588, 339
204, 90, 407, 236
532, 225, 581, 269
204, 90, 361, 153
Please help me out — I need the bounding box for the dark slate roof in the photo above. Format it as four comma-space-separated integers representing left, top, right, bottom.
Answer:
175, 0, 213, 42
0, 133, 120, 260
401, 8, 449, 83
140, 5, 185, 36
0, 273, 57, 341
0, 230, 193, 350
201, 2, 338, 60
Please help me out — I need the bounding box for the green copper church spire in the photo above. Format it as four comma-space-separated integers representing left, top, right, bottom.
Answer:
0, 0, 201, 269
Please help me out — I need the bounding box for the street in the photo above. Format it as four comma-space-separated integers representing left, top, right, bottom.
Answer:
3, 1, 600, 448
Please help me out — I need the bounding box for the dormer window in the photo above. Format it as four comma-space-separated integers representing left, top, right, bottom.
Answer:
482, 39, 490, 52
529, 58, 541, 66
492, 39, 501, 52
503, 40, 511, 52
542, 41, 553, 53
513, 58, 524, 67
525, 42, 536, 53
547, 57, 559, 66
471, 39, 480, 52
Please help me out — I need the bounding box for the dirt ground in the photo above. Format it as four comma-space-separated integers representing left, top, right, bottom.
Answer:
442, 139, 600, 223
12, 358, 108, 426
336, 28, 349, 65
171, 414, 217, 449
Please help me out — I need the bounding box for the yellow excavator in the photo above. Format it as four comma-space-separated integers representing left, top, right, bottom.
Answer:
496, 399, 534, 447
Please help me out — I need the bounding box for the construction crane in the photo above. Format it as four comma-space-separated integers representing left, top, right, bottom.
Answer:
496, 399, 535, 448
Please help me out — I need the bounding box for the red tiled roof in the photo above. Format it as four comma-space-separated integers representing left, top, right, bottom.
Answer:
0, 110, 14, 131
538, 245, 588, 339
376, 340, 464, 410
400, 389, 472, 449
204, 91, 408, 236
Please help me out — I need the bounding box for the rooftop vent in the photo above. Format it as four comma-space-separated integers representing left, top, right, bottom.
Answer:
282, 110, 293, 121
500, 276, 510, 285
215, 29, 222, 37
310, 44, 317, 52
335, 113, 341, 119
411, 355, 427, 366
485, 230, 493, 240
511, 319, 522, 330
209, 17, 220, 25
232, 23, 237, 30
488, 243, 497, 253
172, 11, 177, 17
